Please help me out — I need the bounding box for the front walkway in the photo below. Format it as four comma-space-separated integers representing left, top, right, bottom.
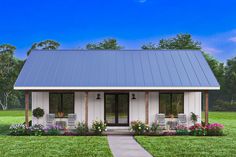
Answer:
108, 136, 153, 157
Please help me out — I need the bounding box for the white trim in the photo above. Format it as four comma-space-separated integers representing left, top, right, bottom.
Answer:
14, 86, 220, 90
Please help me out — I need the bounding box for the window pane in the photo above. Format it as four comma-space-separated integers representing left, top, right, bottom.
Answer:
105, 95, 116, 124
118, 94, 129, 124
62, 94, 74, 116
159, 94, 171, 116
49, 94, 61, 115
172, 94, 184, 117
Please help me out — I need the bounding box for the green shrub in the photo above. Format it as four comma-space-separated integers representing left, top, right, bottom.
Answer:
189, 123, 207, 136
92, 120, 107, 135
131, 120, 148, 135
190, 112, 198, 125
9, 124, 28, 136
29, 124, 45, 136
77, 122, 88, 135
150, 122, 162, 134
33, 107, 45, 119
44, 125, 61, 136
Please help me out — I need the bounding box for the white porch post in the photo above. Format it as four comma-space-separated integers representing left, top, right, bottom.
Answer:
145, 91, 149, 124
85, 92, 88, 126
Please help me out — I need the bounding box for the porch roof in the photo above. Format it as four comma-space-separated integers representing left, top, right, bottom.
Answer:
14, 50, 220, 90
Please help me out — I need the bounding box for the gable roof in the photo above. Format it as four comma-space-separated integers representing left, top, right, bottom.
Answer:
14, 50, 220, 90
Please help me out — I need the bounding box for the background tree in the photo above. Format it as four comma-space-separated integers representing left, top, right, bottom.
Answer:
142, 34, 201, 50
224, 57, 236, 102
0, 44, 23, 110
86, 38, 123, 50
27, 40, 60, 56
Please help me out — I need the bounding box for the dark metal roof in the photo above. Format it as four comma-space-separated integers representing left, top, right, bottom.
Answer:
14, 50, 220, 90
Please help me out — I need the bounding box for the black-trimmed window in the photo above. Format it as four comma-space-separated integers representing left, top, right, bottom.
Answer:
49, 93, 74, 117
159, 93, 184, 117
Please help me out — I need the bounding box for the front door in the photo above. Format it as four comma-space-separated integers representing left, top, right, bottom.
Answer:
105, 93, 129, 126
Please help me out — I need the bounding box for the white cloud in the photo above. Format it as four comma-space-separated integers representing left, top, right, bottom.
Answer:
202, 46, 222, 55
229, 37, 236, 42
193, 29, 236, 61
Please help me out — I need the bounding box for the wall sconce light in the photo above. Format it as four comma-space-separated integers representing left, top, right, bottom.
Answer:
132, 94, 136, 100
96, 94, 101, 100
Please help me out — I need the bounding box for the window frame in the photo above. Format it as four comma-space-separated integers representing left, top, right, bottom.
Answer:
49, 92, 75, 118
159, 92, 184, 118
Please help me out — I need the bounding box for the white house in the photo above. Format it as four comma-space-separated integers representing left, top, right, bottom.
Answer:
14, 50, 220, 128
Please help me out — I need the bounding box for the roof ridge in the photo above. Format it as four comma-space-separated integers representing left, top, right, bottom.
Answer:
31, 49, 202, 52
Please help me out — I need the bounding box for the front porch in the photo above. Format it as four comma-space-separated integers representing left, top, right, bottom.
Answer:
24, 91, 209, 129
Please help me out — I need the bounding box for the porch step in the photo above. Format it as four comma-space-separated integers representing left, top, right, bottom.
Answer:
105, 127, 133, 136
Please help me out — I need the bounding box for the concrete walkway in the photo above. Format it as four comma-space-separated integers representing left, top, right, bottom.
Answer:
108, 136, 153, 157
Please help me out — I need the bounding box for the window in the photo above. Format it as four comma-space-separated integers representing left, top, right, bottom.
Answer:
159, 93, 184, 117
49, 93, 74, 117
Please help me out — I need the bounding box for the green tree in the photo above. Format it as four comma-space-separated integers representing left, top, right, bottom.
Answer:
203, 53, 225, 85
224, 57, 236, 102
0, 44, 23, 110
86, 38, 123, 50
27, 40, 60, 56
142, 34, 201, 50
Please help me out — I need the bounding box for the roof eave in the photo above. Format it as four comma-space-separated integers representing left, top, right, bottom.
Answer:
14, 86, 220, 91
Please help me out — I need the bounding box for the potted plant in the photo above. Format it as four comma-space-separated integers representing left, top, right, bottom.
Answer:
57, 112, 64, 118
33, 107, 45, 124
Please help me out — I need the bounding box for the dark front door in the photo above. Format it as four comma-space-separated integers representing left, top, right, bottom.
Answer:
105, 93, 129, 126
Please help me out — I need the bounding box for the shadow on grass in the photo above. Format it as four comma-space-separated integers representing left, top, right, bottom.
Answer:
0, 124, 10, 135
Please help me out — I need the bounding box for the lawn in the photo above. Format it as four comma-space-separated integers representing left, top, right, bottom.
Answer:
135, 112, 236, 157
0, 110, 31, 135
0, 110, 112, 157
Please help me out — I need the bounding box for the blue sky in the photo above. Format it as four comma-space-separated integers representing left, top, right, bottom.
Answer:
0, 0, 236, 62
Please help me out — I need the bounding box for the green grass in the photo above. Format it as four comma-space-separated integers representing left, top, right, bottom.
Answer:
0, 136, 112, 157
0, 110, 112, 157
0, 110, 32, 117
135, 112, 236, 157
0, 110, 31, 135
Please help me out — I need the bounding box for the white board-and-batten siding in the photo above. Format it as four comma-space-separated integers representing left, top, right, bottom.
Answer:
32, 91, 201, 127
32, 92, 49, 126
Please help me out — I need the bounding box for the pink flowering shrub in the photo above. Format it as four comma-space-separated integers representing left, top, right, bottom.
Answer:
207, 123, 224, 136
189, 123, 207, 136
176, 125, 189, 135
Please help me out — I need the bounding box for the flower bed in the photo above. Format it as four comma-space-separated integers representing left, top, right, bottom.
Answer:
9, 120, 107, 136
176, 125, 189, 135
206, 123, 224, 136
9, 120, 225, 136
129, 120, 225, 136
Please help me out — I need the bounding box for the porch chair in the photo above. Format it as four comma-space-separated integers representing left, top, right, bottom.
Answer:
68, 114, 77, 128
177, 114, 187, 126
156, 113, 166, 129
46, 114, 55, 127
